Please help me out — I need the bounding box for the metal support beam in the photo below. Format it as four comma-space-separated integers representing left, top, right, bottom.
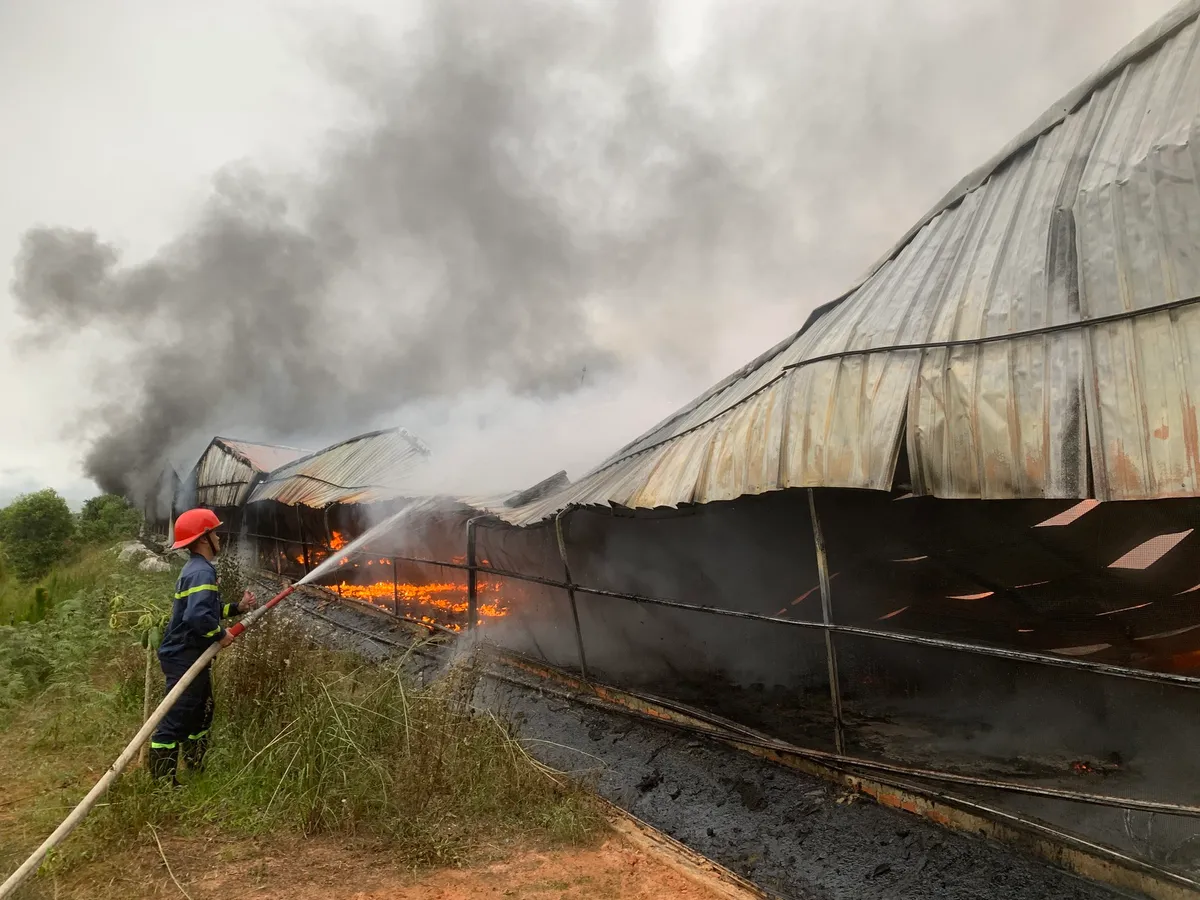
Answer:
808, 489, 846, 754
466, 517, 481, 631
296, 507, 311, 575
240, 533, 1200, 692
392, 557, 399, 617
274, 505, 283, 576
554, 508, 590, 680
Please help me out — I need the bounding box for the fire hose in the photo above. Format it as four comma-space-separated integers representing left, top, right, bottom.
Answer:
0, 584, 296, 900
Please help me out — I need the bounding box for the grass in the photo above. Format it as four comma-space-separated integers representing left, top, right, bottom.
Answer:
0, 547, 602, 899
0, 545, 124, 626
0, 547, 159, 721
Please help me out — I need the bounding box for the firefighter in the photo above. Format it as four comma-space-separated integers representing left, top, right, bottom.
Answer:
148, 508, 256, 783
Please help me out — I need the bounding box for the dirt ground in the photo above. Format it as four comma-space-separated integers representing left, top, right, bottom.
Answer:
1, 721, 751, 900
86, 829, 750, 900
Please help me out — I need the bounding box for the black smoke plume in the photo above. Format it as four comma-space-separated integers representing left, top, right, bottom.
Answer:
9, 0, 1159, 500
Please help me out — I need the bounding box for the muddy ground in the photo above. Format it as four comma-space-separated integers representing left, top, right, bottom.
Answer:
274, 587, 1131, 900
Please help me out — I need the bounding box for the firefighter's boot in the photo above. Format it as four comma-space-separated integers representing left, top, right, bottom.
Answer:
148, 744, 179, 785
182, 734, 209, 773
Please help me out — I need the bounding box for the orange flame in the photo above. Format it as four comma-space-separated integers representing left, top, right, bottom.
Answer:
1166, 649, 1200, 673
335, 578, 512, 627
286, 531, 516, 631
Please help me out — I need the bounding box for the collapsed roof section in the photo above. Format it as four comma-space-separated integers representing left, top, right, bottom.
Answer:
364, 471, 574, 526
193, 437, 311, 509
247, 427, 431, 508
498, 2, 1200, 524
454, 470, 571, 516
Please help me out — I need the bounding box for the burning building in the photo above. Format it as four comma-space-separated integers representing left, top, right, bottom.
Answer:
284, 468, 571, 632
316, 5, 1200, 892
149, 4, 1200, 891
178, 437, 312, 539
241, 426, 432, 583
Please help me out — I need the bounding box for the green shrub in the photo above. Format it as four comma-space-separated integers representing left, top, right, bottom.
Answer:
0, 550, 175, 718
32, 587, 48, 622
0, 489, 77, 582
0, 583, 114, 716
1, 546, 123, 625
78, 494, 143, 545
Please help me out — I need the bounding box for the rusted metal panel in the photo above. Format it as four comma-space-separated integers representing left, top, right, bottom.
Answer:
902, 96, 1104, 499
779, 204, 948, 492
193, 437, 309, 509
218, 439, 309, 476
694, 385, 787, 503
628, 428, 715, 508
1075, 18, 1200, 499
194, 445, 252, 509
491, 5, 1200, 525
247, 428, 430, 508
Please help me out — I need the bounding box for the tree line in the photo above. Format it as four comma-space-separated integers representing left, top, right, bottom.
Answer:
0, 489, 142, 583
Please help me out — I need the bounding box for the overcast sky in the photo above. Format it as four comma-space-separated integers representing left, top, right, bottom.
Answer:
0, 0, 1179, 507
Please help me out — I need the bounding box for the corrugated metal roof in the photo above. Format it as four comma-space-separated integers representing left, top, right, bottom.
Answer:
497, 2, 1200, 524
454, 471, 571, 517
193, 437, 311, 509
246, 427, 431, 507
218, 438, 310, 475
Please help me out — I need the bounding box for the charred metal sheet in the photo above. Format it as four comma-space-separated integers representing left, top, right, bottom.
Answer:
193, 436, 310, 509
1075, 23, 1200, 500
498, 5, 1200, 524
217, 439, 309, 475
247, 427, 430, 508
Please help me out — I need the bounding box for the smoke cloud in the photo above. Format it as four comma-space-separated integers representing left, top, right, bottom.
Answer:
8, 0, 1172, 500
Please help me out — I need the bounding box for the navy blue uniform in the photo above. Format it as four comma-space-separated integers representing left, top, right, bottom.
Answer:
150, 555, 240, 768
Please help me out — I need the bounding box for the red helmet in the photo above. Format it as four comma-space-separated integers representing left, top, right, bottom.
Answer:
171, 508, 223, 550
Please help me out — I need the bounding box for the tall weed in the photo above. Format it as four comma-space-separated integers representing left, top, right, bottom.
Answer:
91, 618, 600, 867
0, 546, 125, 625
5, 551, 601, 878
0, 551, 176, 722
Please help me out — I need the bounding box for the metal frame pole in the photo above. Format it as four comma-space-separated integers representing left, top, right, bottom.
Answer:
466, 517, 481, 631
808, 489, 846, 754
376, 549, 1200, 691
274, 505, 283, 576
392, 557, 399, 616
250, 504, 261, 570
554, 508, 590, 680
296, 507, 311, 575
